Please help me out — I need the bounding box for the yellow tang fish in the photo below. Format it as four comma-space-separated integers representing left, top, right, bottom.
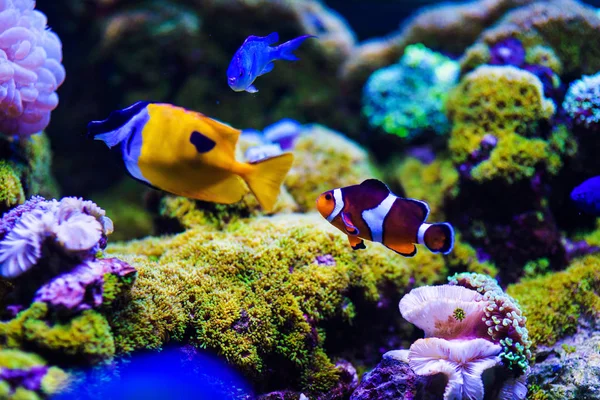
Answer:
87, 101, 294, 212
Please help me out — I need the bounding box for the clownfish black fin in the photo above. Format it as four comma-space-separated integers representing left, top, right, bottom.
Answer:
419, 222, 455, 255
341, 212, 359, 235
348, 236, 366, 250
359, 179, 390, 196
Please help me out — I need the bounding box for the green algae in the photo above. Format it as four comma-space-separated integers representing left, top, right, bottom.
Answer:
104, 212, 453, 393
0, 160, 25, 211
507, 254, 600, 348
0, 303, 115, 364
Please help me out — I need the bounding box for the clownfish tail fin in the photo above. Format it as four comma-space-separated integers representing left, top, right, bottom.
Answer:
242, 153, 294, 212
418, 222, 454, 255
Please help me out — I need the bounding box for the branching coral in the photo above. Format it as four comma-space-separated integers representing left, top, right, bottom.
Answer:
447, 65, 574, 183
0, 0, 66, 137
362, 44, 459, 141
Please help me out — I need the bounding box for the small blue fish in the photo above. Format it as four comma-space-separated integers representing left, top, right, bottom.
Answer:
227, 32, 316, 93
571, 176, 600, 215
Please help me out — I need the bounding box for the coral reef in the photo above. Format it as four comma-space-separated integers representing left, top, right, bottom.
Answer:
446, 65, 563, 183
507, 254, 600, 348
0, 0, 66, 137
0, 348, 68, 400
564, 71, 600, 132
104, 212, 453, 394
0, 160, 25, 212
361, 44, 459, 141
284, 125, 377, 212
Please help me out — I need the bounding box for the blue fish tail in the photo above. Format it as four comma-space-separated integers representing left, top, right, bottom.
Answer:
274, 35, 316, 61
87, 101, 149, 148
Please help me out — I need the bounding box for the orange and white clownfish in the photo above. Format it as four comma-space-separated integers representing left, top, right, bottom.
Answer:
316, 179, 454, 256
87, 101, 294, 212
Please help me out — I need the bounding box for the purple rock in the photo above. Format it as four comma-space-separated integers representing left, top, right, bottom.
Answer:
32, 258, 136, 314
315, 254, 336, 266
0, 365, 48, 392
522, 64, 558, 99
349, 353, 423, 400
563, 239, 600, 262
490, 37, 525, 67
406, 145, 436, 164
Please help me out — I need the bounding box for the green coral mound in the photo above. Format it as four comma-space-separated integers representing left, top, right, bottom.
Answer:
0, 349, 69, 399
507, 254, 600, 348
0, 160, 25, 211
105, 213, 440, 393
0, 303, 115, 364
284, 126, 377, 211
362, 43, 459, 140
447, 65, 576, 183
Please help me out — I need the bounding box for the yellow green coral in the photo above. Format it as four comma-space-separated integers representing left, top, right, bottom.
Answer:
0, 303, 115, 364
390, 156, 459, 221
0, 160, 25, 211
104, 212, 449, 393
507, 254, 600, 348
447, 65, 576, 183
15, 133, 59, 199
284, 125, 378, 211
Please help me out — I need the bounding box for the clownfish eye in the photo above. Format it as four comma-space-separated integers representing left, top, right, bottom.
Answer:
325, 193, 332, 201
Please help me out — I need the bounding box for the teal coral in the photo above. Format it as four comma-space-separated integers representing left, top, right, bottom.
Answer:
563, 71, 600, 131
362, 44, 459, 140
507, 254, 600, 348
103, 213, 446, 393
447, 65, 577, 183
0, 303, 115, 364
449, 272, 532, 374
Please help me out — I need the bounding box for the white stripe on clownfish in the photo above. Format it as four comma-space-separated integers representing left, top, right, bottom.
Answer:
327, 188, 344, 222
362, 193, 396, 243
417, 223, 431, 245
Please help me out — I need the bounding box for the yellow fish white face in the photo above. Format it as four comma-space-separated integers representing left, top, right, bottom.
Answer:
87, 101, 294, 211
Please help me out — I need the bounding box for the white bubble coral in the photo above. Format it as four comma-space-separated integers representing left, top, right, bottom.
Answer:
0, 0, 65, 137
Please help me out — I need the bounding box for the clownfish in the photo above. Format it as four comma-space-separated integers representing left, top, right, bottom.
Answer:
316, 179, 454, 256
87, 101, 294, 212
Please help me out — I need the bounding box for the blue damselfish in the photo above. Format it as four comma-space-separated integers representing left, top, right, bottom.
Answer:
227, 32, 316, 93
571, 175, 600, 215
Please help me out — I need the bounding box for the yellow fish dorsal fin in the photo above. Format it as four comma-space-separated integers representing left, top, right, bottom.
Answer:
195, 112, 241, 153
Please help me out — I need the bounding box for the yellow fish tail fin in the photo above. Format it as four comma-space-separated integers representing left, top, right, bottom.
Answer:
242, 153, 294, 212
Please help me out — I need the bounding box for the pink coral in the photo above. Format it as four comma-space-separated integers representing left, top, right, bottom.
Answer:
0, 0, 65, 137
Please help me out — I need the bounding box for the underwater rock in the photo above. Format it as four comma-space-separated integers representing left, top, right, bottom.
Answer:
527, 320, 600, 400
349, 351, 423, 400
362, 44, 459, 142
461, 0, 600, 77
0, 0, 66, 137
32, 258, 136, 315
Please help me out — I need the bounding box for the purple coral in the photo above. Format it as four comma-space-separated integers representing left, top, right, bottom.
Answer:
0, 0, 66, 137
489, 37, 525, 67
0, 365, 48, 392
0, 196, 113, 278
33, 258, 136, 313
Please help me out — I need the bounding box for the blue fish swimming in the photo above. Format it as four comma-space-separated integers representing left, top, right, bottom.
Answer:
227, 32, 316, 93
571, 175, 600, 215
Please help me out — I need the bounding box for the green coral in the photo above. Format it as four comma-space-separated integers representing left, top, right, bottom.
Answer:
507, 254, 600, 347
362, 43, 459, 140
104, 213, 448, 393
0, 160, 25, 211
0, 349, 69, 399
0, 303, 115, 364
284, 126, 378, 211
447, 65, 576, 183
390, 156, 459, 221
